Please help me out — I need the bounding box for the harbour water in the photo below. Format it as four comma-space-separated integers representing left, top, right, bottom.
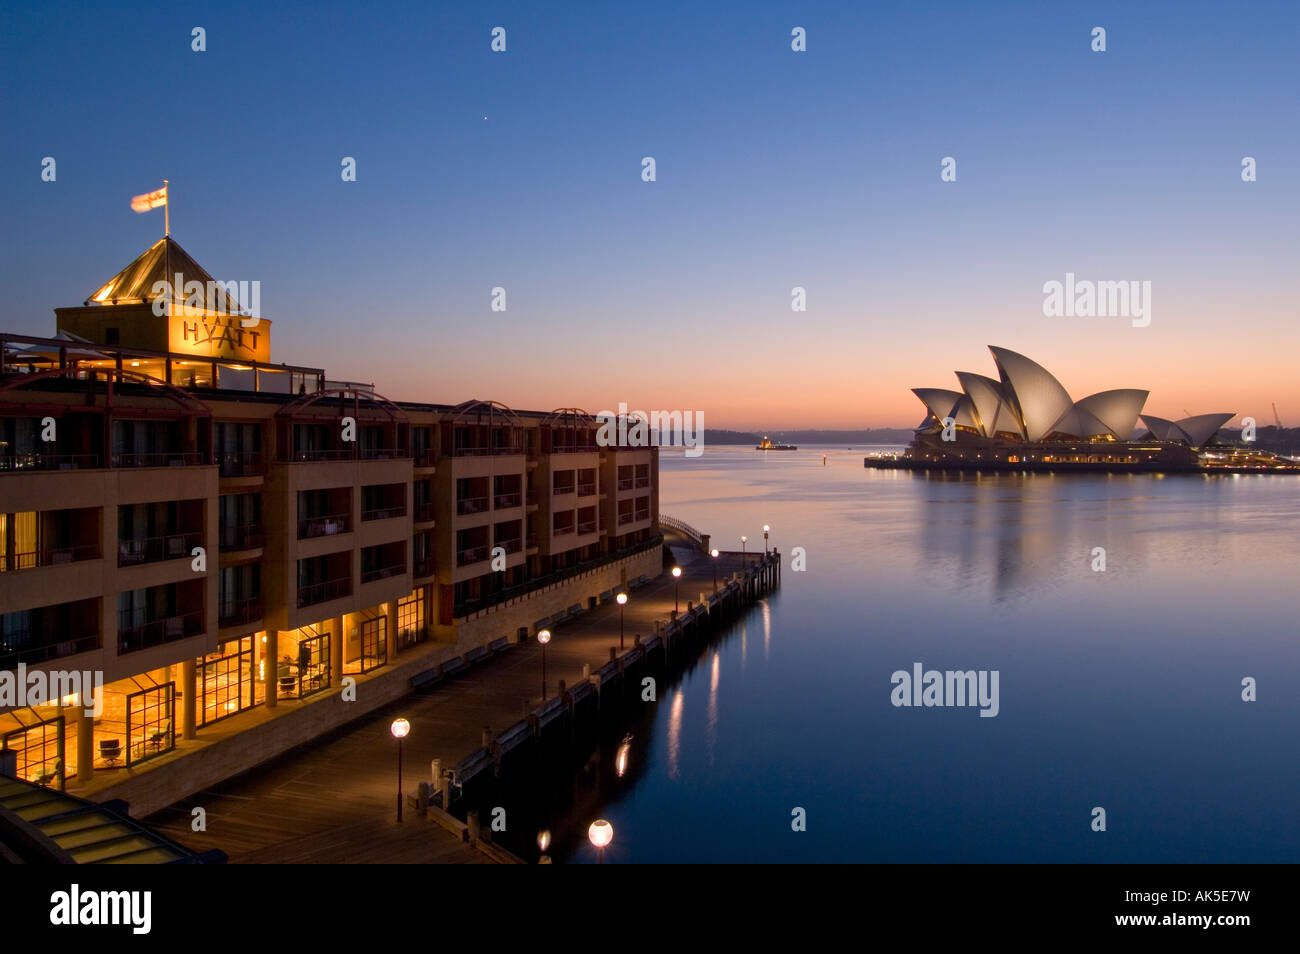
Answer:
542, 445, 1300, 863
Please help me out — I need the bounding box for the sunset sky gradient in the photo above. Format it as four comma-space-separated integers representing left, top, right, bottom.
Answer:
2, 1, 1297, 428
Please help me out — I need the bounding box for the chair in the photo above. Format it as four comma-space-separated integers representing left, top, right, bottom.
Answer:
99, 739, 122, 764
33, 758, 62, 786
147, 719, 172, 751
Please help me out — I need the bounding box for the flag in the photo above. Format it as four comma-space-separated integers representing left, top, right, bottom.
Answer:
131, 185, 167, 213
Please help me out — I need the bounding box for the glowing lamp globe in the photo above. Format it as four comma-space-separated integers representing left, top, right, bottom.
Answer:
672, 567, 682, 578
390, 718, 410, 739
616, 593, 627, 606
588, 819, 614, 849
537, 629, 551, 645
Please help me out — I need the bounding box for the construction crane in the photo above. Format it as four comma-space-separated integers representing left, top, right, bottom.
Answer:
1273, 402, 1284, 429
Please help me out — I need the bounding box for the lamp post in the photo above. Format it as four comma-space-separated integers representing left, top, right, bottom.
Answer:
390, 717, 410, 822
537, 629, 551, 700
616, 592, 628, 649
741, 535, 747, 558
763, 524, 770, 555
671, 566, 682, 613
710, 548, 719, 592
588, 819, 614, 864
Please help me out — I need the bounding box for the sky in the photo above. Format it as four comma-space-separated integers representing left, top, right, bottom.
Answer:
2, 0, 1297, 429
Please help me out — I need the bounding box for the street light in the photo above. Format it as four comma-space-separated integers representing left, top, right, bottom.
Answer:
710, 548, 719, 592
537, 629, 551, 700
616, 592, 628, 649
741, 535, 747, 557
671, 566, 682, 613
588, 819, 614, 864
390, 717, 410, 822
763, 524, 770, 554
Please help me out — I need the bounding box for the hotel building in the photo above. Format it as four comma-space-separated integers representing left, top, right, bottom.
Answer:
0, 237, 662, 812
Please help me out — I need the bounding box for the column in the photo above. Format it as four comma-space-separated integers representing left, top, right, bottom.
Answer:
385, 600, 399, 664
264, 632, 277, 709
181, 659, 197, 739
77, 710, 94, 784
331, 615, 344, 685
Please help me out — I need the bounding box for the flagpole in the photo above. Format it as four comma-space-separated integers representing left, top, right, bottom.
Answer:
163, 179, 169, 237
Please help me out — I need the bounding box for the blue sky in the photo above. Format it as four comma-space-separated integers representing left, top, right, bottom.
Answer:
2, 0, 1297, 426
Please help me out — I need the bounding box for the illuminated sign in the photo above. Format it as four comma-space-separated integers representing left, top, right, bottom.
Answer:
168, 314, 271, 362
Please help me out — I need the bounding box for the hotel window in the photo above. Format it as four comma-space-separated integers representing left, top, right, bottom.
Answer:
397, 591, 426, 649
111, 419, 181, 466
0, 511, 37, 572
199, 636, 262, 726
2, 714, 64, 789
125, 683, 174, 767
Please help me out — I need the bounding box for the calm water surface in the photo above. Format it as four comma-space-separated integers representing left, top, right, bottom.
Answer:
546, 446, 1300, 863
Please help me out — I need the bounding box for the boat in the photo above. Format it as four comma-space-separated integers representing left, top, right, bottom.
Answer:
756, 435, 797, 450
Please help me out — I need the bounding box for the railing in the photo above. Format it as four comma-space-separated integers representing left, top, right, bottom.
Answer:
618, 512, 634, 525
0, 453, 100, 471
413, 555, 435, 577
218, 524, 264, 551
218, 596, 263, 627
553, 485, 575, 496
457, 496, 488, 516
281, 447, 410, 463
298, 513, 350, 538
457, 545, 489, 566
362, 563, 406, 584
0, 633, 99, 668
111, 451, 207, 468
453, 533, 664, 618
358, 447, 407, 461
617, 478, 634, 491
117, 531, 203, 566
577, 482, 597, 496
553, 524, 575, 536
495, 537, 522, 554
635, 477, 650, 488
362, 504, 406, 521
0, 544, 100, 571
217, 451, 264, 477
452, 444, 523, 458
577, 520, 598, 535
549, 443, 599, 454
297, 577, 351, 608
635, 508, 650, 522
493, 492, 522, 509
118, 610, 204, 654
657, 514, 704, 543
413, 502, 435, 522
413, 450, 437, 467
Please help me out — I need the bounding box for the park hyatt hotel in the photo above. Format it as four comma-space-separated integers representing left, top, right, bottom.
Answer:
0, 236, 661, 810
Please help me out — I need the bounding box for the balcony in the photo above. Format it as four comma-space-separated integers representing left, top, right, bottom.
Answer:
413, 555, 435, 577
635, 508, 650, 521
298, 513, 350, 539
413, 450, 437, 468
0, 632, 99, 668
526, 532, 538, 549
358, 447, 407, 461
493, 492, 521, 509
118, 531, 203, 567
456, 545, 488, 567
0, 453, 100, 471
217, 451, 264, 477
218, 524, 264, 551
362, 504, 406, 522
0, 544, 100, 571
577, 520, 597, 535
635, 477, 650, 489
218, 596, 263, 628
413, 502, 435, 522
553, 524, 575, 537
526, 490, 538, 506
552, 485, 575, 497
577, 482, 597, 497
617, 478, 634, 491
297, 577, 351, 608
111, 451, 207, 468
618, 512, 634, 525
282, 447, 410, 463
361, 563, 406, 584
456, 496, 489, 516
495, 537, 522, 555
118, 610, 204, 654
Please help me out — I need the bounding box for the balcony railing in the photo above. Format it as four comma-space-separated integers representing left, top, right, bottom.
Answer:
217, 451, 264, 477
413, 502, 435, 522
617, 478, 635, 491
413, 555, 435, 577
0, 544, 100, 571
361, 563, 406, 584
282, 447, 410, 463
495, 537, 522, 554
118, 531, 203, 567
493, 492, 521, 509
452, 444, 522, 458
413, 450, 437, 467
218, 524, 264, 551
618, 512, 634, 525
635, 477, 650, 488
298, 513, 350, 539
553, 524, 575, 537
358, 447, 407, 461
0, 632, 99, 668
552, 485, 575, 497
577, 482, 597, 496
457, 496, 488, 516
577, 521, 598, 535
297, 577, 351, 608
362, 504, 406, 521
218, 596, 263, 627
0, 453, 100, 471
111, 451, 207, 468
635, 509, 650, 521
549, 442, 599, 454
118, 610, 204, 654
456, 545, 489, 567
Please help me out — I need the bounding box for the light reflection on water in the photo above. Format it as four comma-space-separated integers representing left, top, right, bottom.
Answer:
552, 446, 1300, 863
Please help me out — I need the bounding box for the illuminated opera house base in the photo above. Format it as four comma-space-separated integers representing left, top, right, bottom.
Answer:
865, 346, 1299, 475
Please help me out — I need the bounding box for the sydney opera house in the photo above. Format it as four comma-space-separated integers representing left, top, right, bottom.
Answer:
893, 346, 1238, 472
